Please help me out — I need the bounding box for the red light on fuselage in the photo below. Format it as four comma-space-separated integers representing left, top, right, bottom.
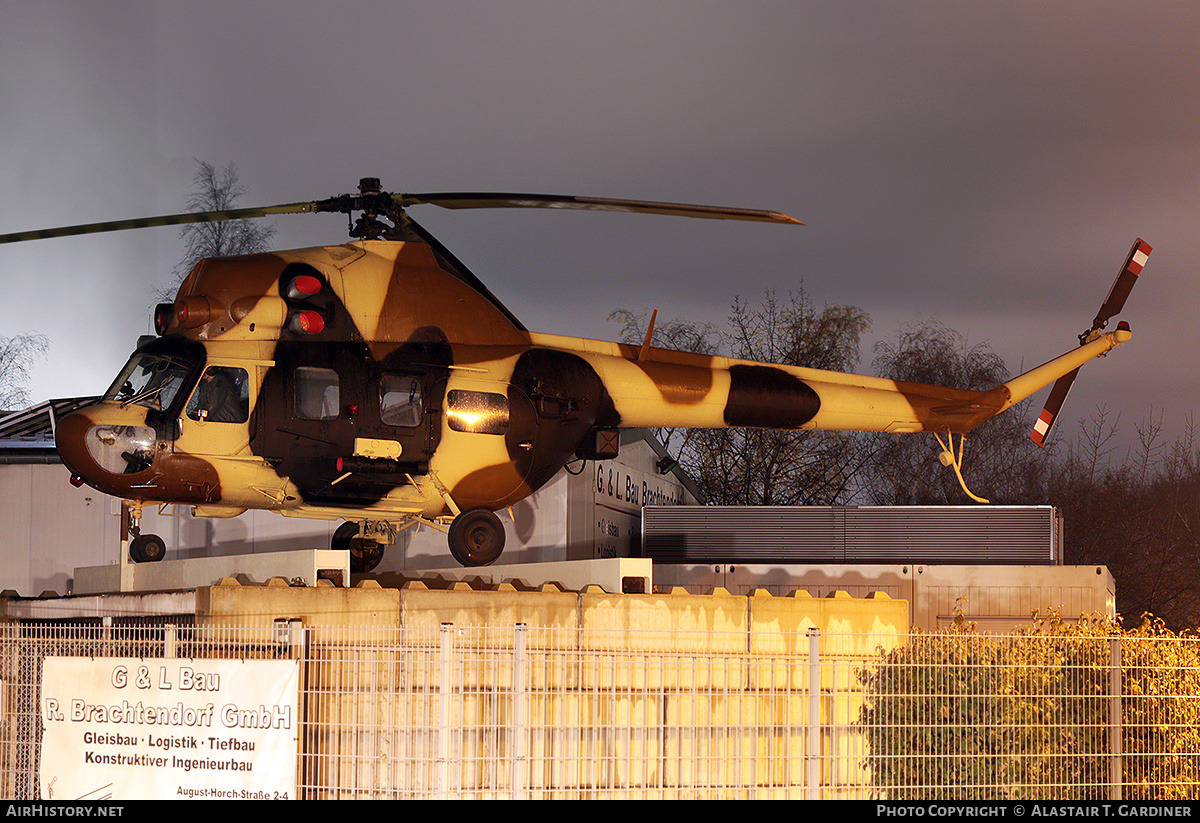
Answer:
285, 275, 323, 300
153, 304, 175, 335
288, 310, 326, 335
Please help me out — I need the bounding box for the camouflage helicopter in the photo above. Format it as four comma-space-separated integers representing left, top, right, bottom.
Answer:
0, 179, 1149, 569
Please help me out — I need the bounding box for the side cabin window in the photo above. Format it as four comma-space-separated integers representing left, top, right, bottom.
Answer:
446, 390, 509, 435
380, 375, 423, 427
295, 367, 340, 420
186, 366, 249, 423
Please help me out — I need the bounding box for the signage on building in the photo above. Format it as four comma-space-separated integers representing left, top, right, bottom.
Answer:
593, 460, 688, 558
40, 657, 299, 800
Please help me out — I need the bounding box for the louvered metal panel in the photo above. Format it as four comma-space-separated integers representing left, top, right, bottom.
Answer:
642, 505, 1061, 565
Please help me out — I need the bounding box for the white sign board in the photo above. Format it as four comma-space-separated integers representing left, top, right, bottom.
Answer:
594, 462, 687, 557
40, 657, 299, 801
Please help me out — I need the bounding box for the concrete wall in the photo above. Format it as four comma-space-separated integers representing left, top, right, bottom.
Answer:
194, 576, 909, 637
188, 578, 905, 798
653, 562, 1116, 631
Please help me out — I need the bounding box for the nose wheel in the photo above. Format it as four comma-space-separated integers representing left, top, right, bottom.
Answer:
447, 509, 506, 567
129, 532, 166, 563
125, 501, 166, 563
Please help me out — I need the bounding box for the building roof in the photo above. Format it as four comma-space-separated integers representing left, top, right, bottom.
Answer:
0, 398, 97, 462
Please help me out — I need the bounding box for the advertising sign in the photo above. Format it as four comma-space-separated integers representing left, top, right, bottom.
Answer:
594, 461, 687, 557
40, 657, 299, 801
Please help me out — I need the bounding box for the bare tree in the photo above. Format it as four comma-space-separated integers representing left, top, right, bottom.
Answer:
1048, 411, 1200, 630
0, 332, 49, 410
859, 320, 1054, 505
162, 161, 276, 299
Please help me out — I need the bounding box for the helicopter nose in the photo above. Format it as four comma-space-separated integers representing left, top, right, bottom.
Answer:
85, 424, 157, 474
55, 409, 158, 490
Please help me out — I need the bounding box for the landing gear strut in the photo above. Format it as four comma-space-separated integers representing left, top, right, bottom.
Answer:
447, 508, 506, 567
332, 521, 388, 573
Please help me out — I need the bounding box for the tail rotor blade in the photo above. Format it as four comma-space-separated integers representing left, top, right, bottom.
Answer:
1031, 369, 1080, 447
1033, 238, 1150, 446
1092, 238, 1151, 333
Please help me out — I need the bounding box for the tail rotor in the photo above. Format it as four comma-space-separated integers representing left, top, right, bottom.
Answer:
1031, 238, 1151, 446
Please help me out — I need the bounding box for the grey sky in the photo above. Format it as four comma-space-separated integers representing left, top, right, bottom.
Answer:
3, 1, 1199, 454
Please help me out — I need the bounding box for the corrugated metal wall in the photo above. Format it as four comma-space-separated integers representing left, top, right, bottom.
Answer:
0, 463, 118, 596
642, 505, 1061, 565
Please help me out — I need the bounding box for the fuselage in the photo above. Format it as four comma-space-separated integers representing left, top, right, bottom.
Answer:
57, 240, 622, 522
55, 239, 1130, 524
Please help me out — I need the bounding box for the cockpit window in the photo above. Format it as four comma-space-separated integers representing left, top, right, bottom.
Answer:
186, 366, 249, 423
103, 353, 195, 411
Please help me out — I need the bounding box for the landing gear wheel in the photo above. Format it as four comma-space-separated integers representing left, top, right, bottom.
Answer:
447, 509, 506, 567
333, 522, 386, 573
349, 541, 385, 573
129, 533, 166, 563
332, 521, 359, 552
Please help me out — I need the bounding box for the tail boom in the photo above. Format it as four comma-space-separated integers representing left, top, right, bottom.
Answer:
546, 325, 1131, 437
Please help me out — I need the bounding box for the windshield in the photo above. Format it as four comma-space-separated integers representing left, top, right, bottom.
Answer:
103, 352, 197, 411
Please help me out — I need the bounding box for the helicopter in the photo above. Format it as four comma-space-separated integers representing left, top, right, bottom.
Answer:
0, 178, 1149, 569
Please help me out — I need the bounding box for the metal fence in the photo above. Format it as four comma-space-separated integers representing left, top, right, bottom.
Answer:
3, 622, 1199, 800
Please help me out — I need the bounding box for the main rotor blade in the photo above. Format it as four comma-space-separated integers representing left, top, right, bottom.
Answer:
394, 192, 803, 225
1092, 238, 1151, 331
0, 185, 801, 247
1031, 369, 1080, 447
0, 202, 318, 245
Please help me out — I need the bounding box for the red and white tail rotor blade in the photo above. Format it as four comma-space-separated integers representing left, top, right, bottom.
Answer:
1031, 238, 1151, 447
1031, 369, 1079, 447
1092, 238, 1151, 333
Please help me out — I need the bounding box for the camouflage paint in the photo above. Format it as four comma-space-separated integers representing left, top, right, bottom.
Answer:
56, 239, 1133, 537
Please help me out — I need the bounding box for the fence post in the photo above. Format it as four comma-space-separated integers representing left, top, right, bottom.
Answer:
806, 628, 820, 800
1109, 636, 1122, 801
511, 624, 528, 800
272, 618, 305, 659
438, 623, 456, 800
